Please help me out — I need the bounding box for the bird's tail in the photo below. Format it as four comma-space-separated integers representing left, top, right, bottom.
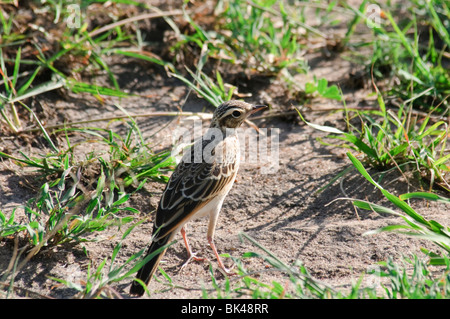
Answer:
129, 235, 172, 296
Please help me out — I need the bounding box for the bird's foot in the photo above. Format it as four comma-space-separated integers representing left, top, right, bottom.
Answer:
180, 251, 204, 271
217, 264, 237, 277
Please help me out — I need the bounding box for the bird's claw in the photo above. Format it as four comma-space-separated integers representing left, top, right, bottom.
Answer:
217, 264, 237, 277
180, 251, 204, 271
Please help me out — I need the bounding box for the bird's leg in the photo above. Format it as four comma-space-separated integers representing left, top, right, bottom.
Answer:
207, 235, 236, 276
180, 227, 204, 270
207, 210, 236, 275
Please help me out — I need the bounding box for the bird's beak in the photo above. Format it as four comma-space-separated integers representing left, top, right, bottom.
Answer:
248, 105, 267, 116
245, 105, 267, 133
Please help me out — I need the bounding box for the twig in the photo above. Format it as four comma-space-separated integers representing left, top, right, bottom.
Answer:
0, 282, 55, 299
251, 106, 449, 122
19, 104, 449, 135
21, 111, 213, 133
87, 10, 185, 38
4, 236, 19, 276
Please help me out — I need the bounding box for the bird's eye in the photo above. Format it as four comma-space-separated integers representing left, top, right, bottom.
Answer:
231, 110, 241, 118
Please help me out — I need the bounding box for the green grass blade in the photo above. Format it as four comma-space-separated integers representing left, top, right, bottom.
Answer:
18, 102, 59, 153
113, 49, 175, 71
12, 46, 21, 89
347, 152, 431, 227
16, 67, 41, 96
434, 153, 450, 167
352, 199, 401, 215
67, 79, 133, 98
399, 192, 450, 204
9, 77, 65, 104
426, 1, 450, 47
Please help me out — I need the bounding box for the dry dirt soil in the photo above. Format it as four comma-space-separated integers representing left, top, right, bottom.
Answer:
0, 2, 449, 299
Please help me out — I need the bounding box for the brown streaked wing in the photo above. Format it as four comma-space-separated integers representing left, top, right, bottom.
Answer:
153, 160, 237, 241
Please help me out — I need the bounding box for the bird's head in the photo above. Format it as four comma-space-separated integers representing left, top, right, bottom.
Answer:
211, 100, 267, 130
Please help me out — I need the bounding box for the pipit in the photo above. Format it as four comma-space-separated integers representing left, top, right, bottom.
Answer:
130, 100, 266, 296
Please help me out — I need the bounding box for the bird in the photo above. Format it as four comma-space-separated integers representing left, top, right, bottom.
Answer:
129, 100, 266, 296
